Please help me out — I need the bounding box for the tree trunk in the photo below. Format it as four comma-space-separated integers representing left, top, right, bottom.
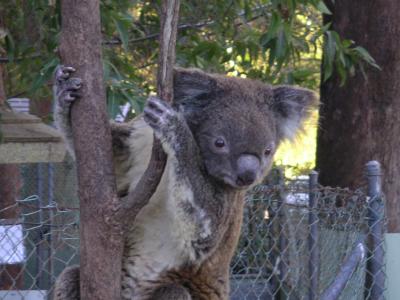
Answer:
316, 0, 400, 233
59, 1, 123, 299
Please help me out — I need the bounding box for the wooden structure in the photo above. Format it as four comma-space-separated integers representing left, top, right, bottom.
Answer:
0, 109, 66, 164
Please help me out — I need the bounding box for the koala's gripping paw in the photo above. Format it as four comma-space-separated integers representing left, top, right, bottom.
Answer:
144, 96, 196, 158
143, 96, 179, 139
55, 65, 82, 109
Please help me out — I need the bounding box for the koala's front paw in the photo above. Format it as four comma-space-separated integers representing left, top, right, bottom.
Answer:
144, 96, 194, 157
143, 96, 178, 137
55, 65, 82, 109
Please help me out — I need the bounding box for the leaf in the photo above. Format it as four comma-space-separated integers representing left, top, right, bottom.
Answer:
113, 14, 131, 52
5, 33, 15, 62
103, 60, 111, 81
107, 88, 118, 118
275, 25, 287, 59
341, 39, 354, 49
122, 90, 141, 113
323, 31, 336, 81
353, 46, 381, 69
336, 63, 347, 86
260, 13, 281, 47
104, 60, 123, 80
331, 30, 342, 46
338, 51, 346, 67
310, 22, 331, 44
292, 68, 315, 80
316, 1, 332, 15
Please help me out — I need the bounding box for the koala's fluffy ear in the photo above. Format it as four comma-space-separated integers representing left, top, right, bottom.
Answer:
173, 68, 218, 115
272, 86, 318, 141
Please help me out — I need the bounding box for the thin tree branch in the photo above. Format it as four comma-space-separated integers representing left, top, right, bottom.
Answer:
0, 53, 42, 63
122, 0, 180, 225
104, 5, 268, 46
104, 19, 210, 46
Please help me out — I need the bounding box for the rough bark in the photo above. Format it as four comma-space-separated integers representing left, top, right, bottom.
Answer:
123, 0, 180, 223
59, 1, 123, 299
317, 0, 400, 232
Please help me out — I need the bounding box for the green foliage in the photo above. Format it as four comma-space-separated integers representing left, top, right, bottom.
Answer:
0, 0, 378, 118
322, 30, 380, 85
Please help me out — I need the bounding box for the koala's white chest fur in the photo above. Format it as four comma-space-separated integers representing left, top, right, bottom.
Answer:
118, 120, 210, 299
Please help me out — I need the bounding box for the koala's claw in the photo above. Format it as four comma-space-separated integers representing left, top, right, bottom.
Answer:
55, 65, 82, 108
55, 65, 76, 82
144, 96, 193, 157
67, 78, 82, 91
143, 96, 176, 130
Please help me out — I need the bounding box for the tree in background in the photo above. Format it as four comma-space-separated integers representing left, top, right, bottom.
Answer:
316, 1, 399, 233
1, 0, 375, 114
0, 0, 378, 173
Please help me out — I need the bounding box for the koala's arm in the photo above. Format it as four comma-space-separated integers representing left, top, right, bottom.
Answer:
144, 97, 225, 259
144, 97, 201, 171
53, 66, 132, 174
53, 66, 83, 159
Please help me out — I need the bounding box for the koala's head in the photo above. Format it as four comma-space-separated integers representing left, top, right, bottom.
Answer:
173, 68, 317, 190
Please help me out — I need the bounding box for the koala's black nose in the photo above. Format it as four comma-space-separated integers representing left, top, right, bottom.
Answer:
236, 154, 259, 187
236, 171, 257, 187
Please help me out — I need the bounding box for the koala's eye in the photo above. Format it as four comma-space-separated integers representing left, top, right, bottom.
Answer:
214, 138, 226, 148
264, 147, 272, 156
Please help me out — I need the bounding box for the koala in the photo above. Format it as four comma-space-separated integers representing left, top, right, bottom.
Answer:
53, 65, 317, 300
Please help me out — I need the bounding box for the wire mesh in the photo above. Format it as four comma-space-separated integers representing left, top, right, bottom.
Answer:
0, 162, 386, 300
0, 161, 79, 299
229, 169, 386, 300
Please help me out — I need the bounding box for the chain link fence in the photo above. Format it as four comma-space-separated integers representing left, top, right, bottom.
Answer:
230, 163, 386, 300
0, 160, 386, 299
0, 160, 79, 299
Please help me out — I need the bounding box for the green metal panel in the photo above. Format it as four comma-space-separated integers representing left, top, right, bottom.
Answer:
385, 233, 400, 300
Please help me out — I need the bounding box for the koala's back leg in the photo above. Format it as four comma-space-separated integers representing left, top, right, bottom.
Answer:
53, 265, 80, 300
150, 284, 192, 300
110, 121, 138, 197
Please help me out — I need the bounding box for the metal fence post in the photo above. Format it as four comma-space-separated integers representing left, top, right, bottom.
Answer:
276, 167, 288, 300
36, 163, 45, 289
308, 171, 320, 300
48, 163, 55, 284
365, 161, 385, 299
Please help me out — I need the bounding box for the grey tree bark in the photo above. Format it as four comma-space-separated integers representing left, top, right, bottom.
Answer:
58, 0, 180, 298
317, 0, 400, 233
59, 1, 123, 299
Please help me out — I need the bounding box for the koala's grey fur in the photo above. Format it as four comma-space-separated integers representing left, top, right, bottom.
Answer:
53, 66, 317, 300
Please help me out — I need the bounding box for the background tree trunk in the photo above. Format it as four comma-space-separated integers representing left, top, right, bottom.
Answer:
317, 0, 400, 233
59, 1, 123, 299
